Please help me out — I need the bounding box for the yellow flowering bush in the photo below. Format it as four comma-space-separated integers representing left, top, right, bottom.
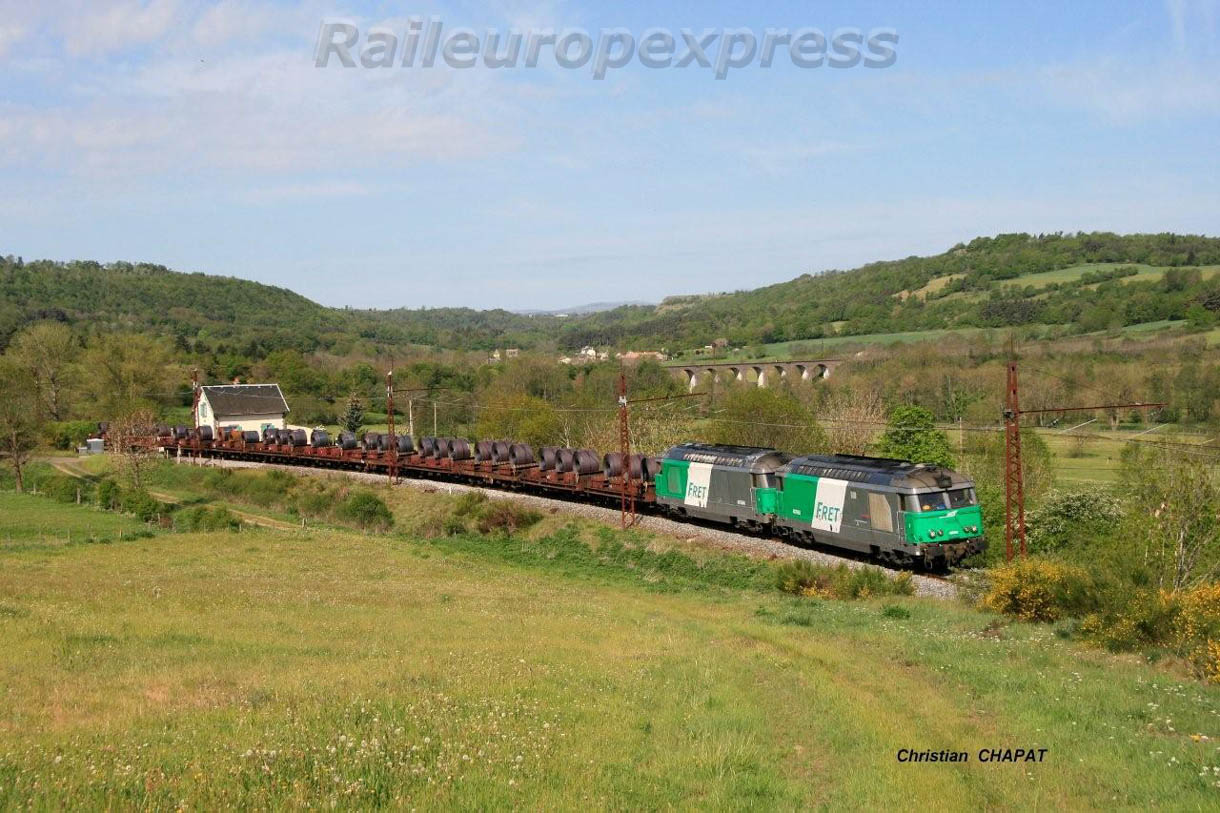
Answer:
1079, 590, 1179, 652
982, 558, 1092, 623
1173, 583, 1220, 682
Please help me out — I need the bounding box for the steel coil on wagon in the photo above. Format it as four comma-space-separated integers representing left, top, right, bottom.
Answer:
508, 444, 536, 466
337, 431, 358, 450
434, 438, 452, 458
491, 441, 511, 463
363, 432, 381, 450
396, 435, 415, 454
627, 453, 648, 480
419, 437, 437, 458
262, 427, 277, 443
556, 448, 576, 473
242, 430, 260, 443
198, 426, 213, 441
311, 429, 331, 447
645, 457, 662, 479
602, 452, 625, 478
448, 438, 472, 460
156, 424, 172, 438
573, 449, 602, 475
475, 440, 496, 462
174, 425, 189, 439
289, 429, 308, 447
539, 446, 559, 471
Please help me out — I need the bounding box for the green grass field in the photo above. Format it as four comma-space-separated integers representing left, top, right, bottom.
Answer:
2, 495, 1220, 808
0, 492, 151, 547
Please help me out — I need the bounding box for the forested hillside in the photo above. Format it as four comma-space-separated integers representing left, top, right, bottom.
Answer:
0, 258, 557, 357
560, 232, 1220, 348
5, 232, 1220, 358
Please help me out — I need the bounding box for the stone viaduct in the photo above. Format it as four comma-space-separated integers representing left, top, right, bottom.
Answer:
667, 359, 843, 392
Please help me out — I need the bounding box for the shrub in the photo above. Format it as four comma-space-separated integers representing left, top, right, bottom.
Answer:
1173, 583, 1220, 682
96, 479, 121, 511
1081, 590, 1179, 653
982, 558, 1093, 623
453, 491, 488, 518
475, 500, 542, 535
44, 420, 99, 451
119, 489, 163, 523
336, 491, 394, 531
776, 560, 914, 600
293, 490, 333, 520
175, 505, 241, 532
1026, 489, 1122, 555
441, 516, 468, 537
42, 475, 86, 504
882, 604, 911, 619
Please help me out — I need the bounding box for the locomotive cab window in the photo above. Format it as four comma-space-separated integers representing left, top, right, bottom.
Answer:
946, 488, 977, 508
905, 493, 948, 512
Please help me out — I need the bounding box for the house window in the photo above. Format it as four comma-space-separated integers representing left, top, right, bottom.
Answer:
200, 402, 208, 419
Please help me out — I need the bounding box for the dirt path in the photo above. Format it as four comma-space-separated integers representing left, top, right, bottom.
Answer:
43, 457, 298, 532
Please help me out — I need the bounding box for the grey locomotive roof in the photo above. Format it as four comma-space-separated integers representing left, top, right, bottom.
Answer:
781, 453, 973, 490
201, 384, 290, 416
664, 443, 791, 472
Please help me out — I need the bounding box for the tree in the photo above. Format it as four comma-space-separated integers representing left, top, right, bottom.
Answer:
1122, 445, 1220, 591
705, 388, 827, 453
81, 333, 179, 418
818, 387, 884, 455
875, 405, 956, 468
108, 408, 160, 489
0, 358, 42, 491
340, 394, 365, 433
8, 321, 79, 420
474, 394, 562, 448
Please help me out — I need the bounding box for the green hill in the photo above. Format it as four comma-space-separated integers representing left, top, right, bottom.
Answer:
557, 232, 1220, 349
0, 257, 556, 356
5, 232, 1220, 358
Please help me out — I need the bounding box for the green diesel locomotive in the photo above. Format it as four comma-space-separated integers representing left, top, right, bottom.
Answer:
655, 443, 984, 569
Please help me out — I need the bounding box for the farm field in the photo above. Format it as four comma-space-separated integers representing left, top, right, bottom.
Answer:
998, 263, 1220, 290
2, 496, 1220, 808
669, 320, 1203, 365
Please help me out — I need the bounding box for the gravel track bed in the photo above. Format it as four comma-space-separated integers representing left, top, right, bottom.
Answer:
190, 457, 960, 600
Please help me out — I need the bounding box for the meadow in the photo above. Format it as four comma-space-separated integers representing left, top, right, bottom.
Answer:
1, 493, 1220, 808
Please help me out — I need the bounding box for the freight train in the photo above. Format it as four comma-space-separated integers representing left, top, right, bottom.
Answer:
151, 426, 985, 569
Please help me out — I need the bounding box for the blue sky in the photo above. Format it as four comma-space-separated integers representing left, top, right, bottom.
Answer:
1, 1, 1217, 310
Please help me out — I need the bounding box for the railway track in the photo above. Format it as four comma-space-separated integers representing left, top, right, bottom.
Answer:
186, 454, 961, 600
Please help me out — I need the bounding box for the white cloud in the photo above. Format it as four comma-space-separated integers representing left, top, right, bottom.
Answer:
0, 21, 25, 57
60, 0, 182, 57
241, 179, 370, 204
1040, 56, 1220, 121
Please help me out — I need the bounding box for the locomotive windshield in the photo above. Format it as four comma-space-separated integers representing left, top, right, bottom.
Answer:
904, 488, 977, 512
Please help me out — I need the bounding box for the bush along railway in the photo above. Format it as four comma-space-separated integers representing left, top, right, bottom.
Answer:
152, 426, 986, 570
